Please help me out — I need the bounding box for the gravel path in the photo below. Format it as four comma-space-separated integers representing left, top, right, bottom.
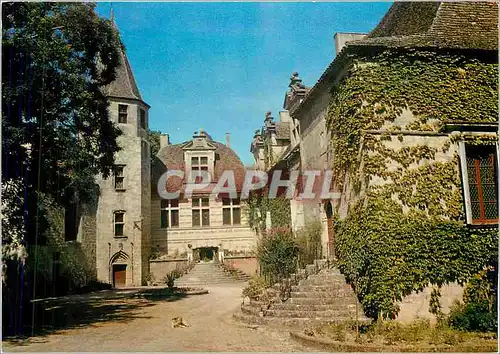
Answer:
3, 284, 315, 352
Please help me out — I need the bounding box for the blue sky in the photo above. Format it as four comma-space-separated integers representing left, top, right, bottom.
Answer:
96, 2, 392, 165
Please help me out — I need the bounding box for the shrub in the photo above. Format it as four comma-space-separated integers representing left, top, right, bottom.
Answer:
242, 275, 268, 300
296, 220, 323, 268
448, 266, 497, 333
448, 301, 497, 333
257, 227, 300, 285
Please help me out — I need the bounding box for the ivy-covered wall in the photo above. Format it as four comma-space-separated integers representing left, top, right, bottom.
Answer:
326, 48, 498, 319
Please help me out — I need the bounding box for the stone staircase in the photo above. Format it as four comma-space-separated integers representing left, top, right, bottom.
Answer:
234, 262, 371, 328
175, 260, 248, 287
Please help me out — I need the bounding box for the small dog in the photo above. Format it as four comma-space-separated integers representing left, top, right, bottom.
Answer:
171, 316, 190, 328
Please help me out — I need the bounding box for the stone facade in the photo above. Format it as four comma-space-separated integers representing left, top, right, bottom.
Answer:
74, 23, 256, 287
151, 130, 256, 263
259, 2, 498, 324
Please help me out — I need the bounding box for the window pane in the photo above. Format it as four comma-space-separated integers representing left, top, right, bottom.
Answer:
115, 212, 124, 223
223, 208, 231, 225
202, 198, 209, 207
115, 177, 124, 190
482, 184, 497, 203
161, 199, 168, 209
233, 198, 240, 205
115, 224, 124, 236
115, 166, 124, 177
233, 208, 241, 225
202, 209, 210, 226
484, 202, 498, 220
222, 198, 230, 206
118, 105, 128, 124
469, 184, 479, 202
161, 210, 168, 228
200, 166, 208, 171
191, 157, 199, 165
471, 202, 481, 220
200, 157, 208, 165
192, 210, 200, 226
170, 199, 179, 208
192, 198, 200, 207
467, 165, 477, 184
171, 210, 179, 227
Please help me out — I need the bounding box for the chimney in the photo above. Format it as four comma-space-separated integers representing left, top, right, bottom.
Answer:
159, 134, 170, 150
225, 132, 231, 147
334, 32, 367, 55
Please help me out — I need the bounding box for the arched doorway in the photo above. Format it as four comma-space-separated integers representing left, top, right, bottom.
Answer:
110, 250, 130, 287
194, 246, 218, 262
324, 201, 335, 259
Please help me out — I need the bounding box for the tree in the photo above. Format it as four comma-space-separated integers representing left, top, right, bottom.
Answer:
2, 2, 122, 245
2, 2, 123, 336
148, 129, 162, 160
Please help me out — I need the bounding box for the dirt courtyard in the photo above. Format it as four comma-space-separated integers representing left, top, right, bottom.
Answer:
3, 284, 314, 352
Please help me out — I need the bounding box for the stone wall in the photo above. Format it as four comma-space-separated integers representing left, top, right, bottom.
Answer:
396, 283, 464, 324
224, 256, 259, 276
149, 258, 188, 282
151, 195, 256, 255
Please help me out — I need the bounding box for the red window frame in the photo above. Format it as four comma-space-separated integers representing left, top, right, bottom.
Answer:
466, 145, 498, 225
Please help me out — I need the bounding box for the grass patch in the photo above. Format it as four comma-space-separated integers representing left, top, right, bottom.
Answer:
312, 319, 497, 352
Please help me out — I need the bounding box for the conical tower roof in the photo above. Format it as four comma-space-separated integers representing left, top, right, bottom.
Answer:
104, 17, 144, 102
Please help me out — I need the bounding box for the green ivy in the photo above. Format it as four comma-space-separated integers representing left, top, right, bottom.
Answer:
245, 192, 291, 233
326, 49, 498, 320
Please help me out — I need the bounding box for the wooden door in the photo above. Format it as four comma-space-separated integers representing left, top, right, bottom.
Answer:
113, 264, 127, 287
325, 201, 335, 259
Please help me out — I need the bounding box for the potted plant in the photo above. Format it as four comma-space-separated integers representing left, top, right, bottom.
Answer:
164, 272, 175, 288
145, 273, 155, 286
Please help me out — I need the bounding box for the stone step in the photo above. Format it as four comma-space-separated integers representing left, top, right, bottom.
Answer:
302, 274, 346, 281
291, 290, 357, 298
272, 303, 358, 311
241, 305, 356, 319
233, 312, 370, 328
264, 309, 358, 319
289, 297, 359, 305
291, 284, 354, 292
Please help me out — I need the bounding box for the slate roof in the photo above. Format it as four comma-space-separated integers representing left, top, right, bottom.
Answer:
104, 22, 143, 101
355, 2, 498, 51
291, 1, 498, 117
152, 138, 247, 194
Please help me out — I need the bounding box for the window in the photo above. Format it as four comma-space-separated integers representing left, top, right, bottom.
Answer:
64, 203, 79, 241
114, 165, 125, 190
114, 211, 125, 237
160, 199, 179, 228
191, 156, 209, 183
222, 198, 241, 225
118, 104, 128, 123
462, 144, 498, 225
141, 141, 148, 159
192, 197, 210, 227
140, 109, 146, 129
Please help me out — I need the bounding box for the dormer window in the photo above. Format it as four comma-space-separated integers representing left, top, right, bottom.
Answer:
191, 156, 209, 183
118, 104, 128, 124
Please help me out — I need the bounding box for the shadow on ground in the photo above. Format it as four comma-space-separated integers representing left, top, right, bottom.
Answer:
4, 287, 198, 345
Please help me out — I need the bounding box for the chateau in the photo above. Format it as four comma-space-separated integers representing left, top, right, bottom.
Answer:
75, 24, 255, 287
